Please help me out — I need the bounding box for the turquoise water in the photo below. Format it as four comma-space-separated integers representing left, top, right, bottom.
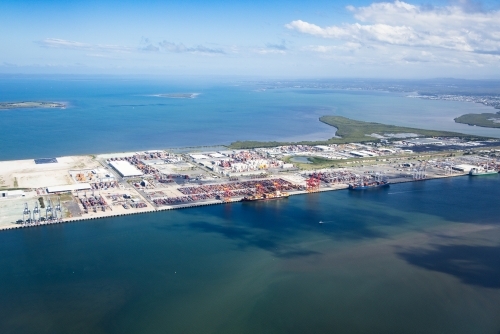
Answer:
1, 175, 500, 333
1, 76, 500, 160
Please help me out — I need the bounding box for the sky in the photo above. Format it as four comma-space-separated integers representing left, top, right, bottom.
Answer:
1, 0, 500, 78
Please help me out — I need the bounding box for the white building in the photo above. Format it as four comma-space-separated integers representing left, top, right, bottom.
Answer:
47, 183, 92, 193
109, 161, 144, 177
1, 190, 26, 198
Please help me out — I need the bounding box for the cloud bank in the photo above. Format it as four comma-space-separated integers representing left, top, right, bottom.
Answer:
38, 38, 225, 55
18, 1, 500, 77
286, 0, 500, 64
38, 38, 136, 53
159, 41, 225, 54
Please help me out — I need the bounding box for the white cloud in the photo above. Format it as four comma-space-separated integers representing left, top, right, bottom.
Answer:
303, 42, 362, 53
255, 49, 286, 55
86, 53, 121, 59
2, 62, 18, 67
38, 38, 224, 55
265, 40, 288, 51
286, 1, 500, 56
252, 40, 289, 55
141, 44, 160, 52
158, 41, 225, 54
38, 38, 136, 53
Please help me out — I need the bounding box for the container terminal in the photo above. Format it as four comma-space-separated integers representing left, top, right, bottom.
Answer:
1, 138, 499, 231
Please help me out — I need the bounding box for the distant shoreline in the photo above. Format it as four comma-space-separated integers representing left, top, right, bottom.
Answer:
228, 115, 488, 149
0, 101, 66, 110
149, 93, 200, 99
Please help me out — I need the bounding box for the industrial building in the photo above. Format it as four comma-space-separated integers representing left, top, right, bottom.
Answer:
452, 164, 477, 173
404, 138, 444, 146
46, 183, 92, 193
1, 190, 26, 198
109, 161, 144, 177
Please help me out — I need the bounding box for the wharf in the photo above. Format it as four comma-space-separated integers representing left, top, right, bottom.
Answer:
0, 172, 472, 232
0, 145, 496, 231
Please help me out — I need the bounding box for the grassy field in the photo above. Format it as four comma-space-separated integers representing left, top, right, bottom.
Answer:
229, 116, 481, 149
282, 156, 338, 169
282, 150, 466, 170
454, 112, 500, 128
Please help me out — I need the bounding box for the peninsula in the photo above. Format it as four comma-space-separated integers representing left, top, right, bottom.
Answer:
229, 116, 482, 149
454, 112, 500, 129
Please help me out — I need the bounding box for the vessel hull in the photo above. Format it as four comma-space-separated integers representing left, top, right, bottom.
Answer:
241, 195, 289, 202
469, 171, 498, 176
348, 182, 389, 190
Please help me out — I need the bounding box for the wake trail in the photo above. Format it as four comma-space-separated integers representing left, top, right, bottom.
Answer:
388, 190, 426, 195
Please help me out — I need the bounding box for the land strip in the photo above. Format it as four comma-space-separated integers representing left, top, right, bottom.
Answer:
1, 117, 499, 231
0, 101, 66, 109
454, 112, 500, 129
229, 116, 484, 149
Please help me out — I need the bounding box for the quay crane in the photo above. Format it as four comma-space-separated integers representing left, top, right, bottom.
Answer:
255, 183, 265, 197
223, 186, 232, 203
32, 202, 40, 224
23, 203, 30, 224
413, 161, 427, 180
306, 175, 321, 193
273, 180, 281, 192
241, 181, 289, 202
46, 199, 53, 221
54, 197, 62, 221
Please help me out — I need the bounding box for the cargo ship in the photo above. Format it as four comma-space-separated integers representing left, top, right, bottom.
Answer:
469, 167, 498, 176
241, 190, 289, 202
348, 180, 389, 190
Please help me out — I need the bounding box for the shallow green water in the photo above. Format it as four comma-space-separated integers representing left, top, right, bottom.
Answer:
1, 175, 500, 334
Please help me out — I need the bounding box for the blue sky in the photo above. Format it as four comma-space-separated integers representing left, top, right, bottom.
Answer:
1, 0, 500, 78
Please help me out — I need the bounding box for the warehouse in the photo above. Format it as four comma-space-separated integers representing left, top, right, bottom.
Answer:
47, 183, 92, 193
1, 190, 26, 198
404, 138, 443, 146
452, 164, 476, 173
109, 161, 144, 177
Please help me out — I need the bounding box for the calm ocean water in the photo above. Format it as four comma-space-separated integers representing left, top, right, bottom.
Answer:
1, 175, 500, 333
1, 76, 500, 161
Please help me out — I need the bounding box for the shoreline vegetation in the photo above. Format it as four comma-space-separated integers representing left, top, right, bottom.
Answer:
0, 101, 66, 110
454, 112, 500, 129
229, 116, 486, 149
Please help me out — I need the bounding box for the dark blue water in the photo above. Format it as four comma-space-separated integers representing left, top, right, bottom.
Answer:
1, 175, 500, 334
1, 76, 500, 161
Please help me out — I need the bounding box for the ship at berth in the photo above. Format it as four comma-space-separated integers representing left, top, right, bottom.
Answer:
241, 190, 290, 202
469, 167, 498, 176
349, 173, 389, 190
348, 180, 389, 190
469, 161, 498, 176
